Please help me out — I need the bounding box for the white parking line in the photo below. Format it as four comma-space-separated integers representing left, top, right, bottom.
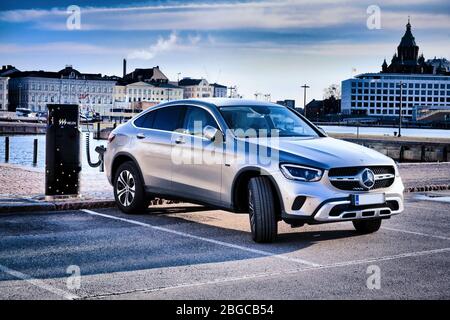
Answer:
381, 226, 450, 241
0, 264, 79, 300
81, 209, 321, 267
83, 247, 450, 299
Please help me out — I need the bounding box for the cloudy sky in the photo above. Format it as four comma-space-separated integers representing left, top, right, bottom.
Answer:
0, 0, 449, 104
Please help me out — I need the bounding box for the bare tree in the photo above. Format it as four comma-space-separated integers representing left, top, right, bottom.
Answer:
323, 84, 341, 99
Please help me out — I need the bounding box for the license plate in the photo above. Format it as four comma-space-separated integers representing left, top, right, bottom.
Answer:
352, 193, 385, 206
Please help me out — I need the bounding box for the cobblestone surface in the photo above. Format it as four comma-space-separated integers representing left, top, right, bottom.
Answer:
1, 162, 449, 200
0, 163, 112, 200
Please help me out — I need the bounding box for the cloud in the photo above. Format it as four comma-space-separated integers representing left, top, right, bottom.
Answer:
0, 42, 114, 54
188, 34, 202, 45
1, 0, 448, 31
127, 32, 178, 60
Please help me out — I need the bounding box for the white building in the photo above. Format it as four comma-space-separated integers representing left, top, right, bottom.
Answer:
341, 20, 450, 118
0, 77, 8, 111
7, 66, 116, 116
119, 81, 183, 104
178, 78, 213, 99
108, 80, 184, 121
341, 73, 450, 118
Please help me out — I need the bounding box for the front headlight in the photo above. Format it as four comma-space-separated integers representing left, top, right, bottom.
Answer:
280, 164, 323, 182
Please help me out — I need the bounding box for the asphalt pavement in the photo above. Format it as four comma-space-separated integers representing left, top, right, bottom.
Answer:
0, 194, 449, 300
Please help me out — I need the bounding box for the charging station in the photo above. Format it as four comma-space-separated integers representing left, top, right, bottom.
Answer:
45, 104, 81, 198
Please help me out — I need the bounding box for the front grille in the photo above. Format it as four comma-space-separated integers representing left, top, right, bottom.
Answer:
373, 178, 395, 189
328, 166, 395, 191
329, 166, 394, 177
330, 181, 363, 191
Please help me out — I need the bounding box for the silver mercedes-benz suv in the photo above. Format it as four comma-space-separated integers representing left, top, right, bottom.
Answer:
104, 98, 404, 243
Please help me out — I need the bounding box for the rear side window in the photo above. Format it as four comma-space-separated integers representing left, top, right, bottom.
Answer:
153, 106, 184, 132
183, 106, 219, 136
134, 111, 155, 129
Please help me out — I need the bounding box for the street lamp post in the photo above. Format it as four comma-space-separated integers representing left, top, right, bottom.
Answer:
397, 81, 406, 137
18, 84, 22, 109
301, 84, 310, 109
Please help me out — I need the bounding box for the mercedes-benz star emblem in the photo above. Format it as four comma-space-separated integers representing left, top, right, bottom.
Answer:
359, 168, 375, 189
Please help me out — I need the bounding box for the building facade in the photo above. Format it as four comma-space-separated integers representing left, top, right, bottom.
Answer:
342, 73, 450, 118
108, 78, 184, 122
178, 78, 213, 99
341, 20, 450, 118
276, 99, 296, 109
0, 77, 8, 111
120, 81, 183, 104
211, 83, 227, 97
7, 66, 116, 115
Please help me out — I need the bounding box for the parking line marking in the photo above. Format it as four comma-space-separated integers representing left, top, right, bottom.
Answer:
381, 226, 450, 241
82, 247, 450, 299
0, 264, 79, 300
81, 209, 321, 267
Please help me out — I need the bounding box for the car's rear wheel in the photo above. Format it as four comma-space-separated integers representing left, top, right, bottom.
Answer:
114, 162, 149, 214
248, 176, 278, 243
353, 218, 382, 234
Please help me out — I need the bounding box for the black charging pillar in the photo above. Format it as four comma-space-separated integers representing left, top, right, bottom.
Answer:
45, 104, 81, 198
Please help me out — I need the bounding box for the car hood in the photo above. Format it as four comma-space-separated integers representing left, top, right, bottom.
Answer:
245, 136, 394, 169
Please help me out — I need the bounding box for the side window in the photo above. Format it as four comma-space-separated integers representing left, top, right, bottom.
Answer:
134, 110, 155, 129
183, 106, 218, 136
153, 106, 184, 132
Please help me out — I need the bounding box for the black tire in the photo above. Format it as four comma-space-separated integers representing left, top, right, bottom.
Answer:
248, 176, 278, 243
113, 161, 149, 214
353, 219, 382, 234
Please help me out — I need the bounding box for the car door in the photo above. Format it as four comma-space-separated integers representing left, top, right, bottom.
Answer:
171, 105, 224, 205
132, 105, 185, 192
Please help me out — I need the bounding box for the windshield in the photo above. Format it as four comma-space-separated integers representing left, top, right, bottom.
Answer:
219, 105, 319, 138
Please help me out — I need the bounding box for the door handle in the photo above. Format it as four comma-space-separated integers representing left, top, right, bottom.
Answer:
136, 133, 146, 139
175, 137, 185, 144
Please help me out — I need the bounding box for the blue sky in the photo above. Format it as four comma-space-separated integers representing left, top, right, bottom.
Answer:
0, 0, 449, 104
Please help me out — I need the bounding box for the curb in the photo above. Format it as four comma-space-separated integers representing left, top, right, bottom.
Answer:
405, 184, 450, 193
0, 199, 116, 214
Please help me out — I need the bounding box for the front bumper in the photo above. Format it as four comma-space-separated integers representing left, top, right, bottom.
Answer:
272, 170, 404, 224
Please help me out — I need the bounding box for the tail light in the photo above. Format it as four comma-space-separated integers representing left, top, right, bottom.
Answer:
107, 132, 116, 143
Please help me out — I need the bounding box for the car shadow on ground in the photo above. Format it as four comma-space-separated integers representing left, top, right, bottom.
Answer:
125, 205, 363, 252
0, 205, 364, 281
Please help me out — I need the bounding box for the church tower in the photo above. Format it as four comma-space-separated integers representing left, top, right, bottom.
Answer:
381, 18, 433, 74
397, 18, 419, 62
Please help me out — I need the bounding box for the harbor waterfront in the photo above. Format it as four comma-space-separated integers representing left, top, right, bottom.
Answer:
321, 125, 450, 139
1, 125, 449, 170
0, 132, 105, 170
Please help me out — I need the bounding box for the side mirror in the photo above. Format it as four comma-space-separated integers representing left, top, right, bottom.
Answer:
317, 126, 327, 136
203, 125, 219, 141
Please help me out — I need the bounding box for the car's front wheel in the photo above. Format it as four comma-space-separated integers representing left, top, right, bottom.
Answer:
114, 162, 149, 214
353, 218, 382, 234
248, 176, 278, 243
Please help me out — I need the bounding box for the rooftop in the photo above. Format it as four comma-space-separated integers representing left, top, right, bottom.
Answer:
6, 66, 114, 82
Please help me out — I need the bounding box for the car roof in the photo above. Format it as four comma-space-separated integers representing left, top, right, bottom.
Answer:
162, 98, 283, 109
201, 98, 283, 108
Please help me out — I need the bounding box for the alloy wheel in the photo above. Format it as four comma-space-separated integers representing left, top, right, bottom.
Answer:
116, 170, 136, 207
